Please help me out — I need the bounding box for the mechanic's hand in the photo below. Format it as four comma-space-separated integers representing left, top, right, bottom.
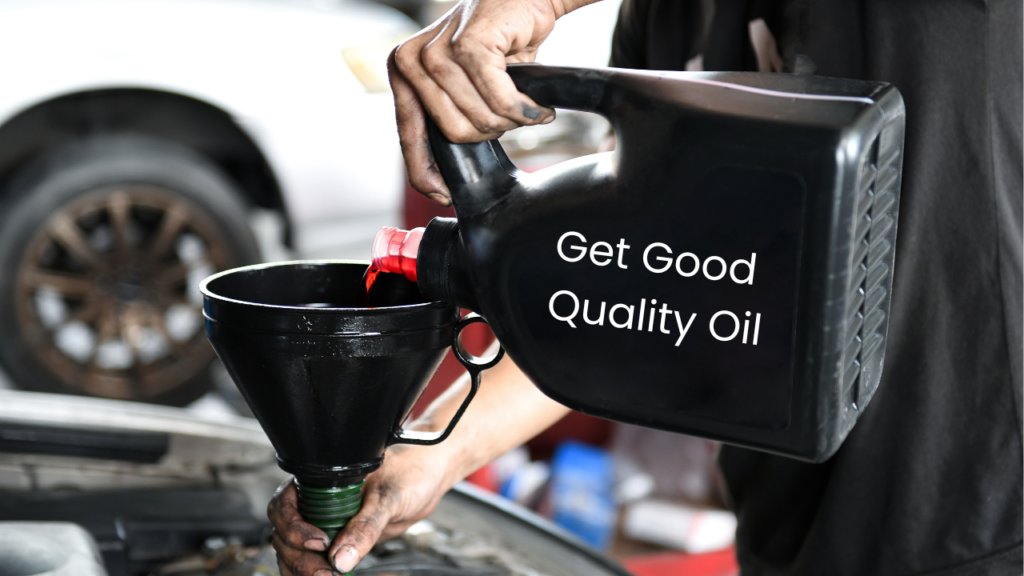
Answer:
269, 443, 453, 575
388, 0, 598, 205
268, 479, 333, 576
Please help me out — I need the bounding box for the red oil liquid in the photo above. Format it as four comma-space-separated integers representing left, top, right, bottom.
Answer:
358, 265, 382, 307
361, 226, 425, 307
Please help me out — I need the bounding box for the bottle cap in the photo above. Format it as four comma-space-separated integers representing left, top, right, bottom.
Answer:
371, 226, 424, 282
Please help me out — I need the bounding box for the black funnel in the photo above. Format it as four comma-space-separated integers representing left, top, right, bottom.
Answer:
200, 261, 500, 541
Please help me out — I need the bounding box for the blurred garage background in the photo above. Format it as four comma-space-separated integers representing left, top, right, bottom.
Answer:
0, 0, 619, 406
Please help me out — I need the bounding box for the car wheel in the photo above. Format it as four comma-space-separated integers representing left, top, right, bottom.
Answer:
0, 135, 261, 406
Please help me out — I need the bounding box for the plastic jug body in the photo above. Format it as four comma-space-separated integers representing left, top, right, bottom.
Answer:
398, 66, 905, 462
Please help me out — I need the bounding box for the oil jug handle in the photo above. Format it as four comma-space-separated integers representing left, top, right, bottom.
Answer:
426, 64, 611, 215
506, 63, 608, 112
388, 313, 505, 446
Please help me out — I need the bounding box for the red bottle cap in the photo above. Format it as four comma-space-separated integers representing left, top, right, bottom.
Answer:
371, 226, 424, 282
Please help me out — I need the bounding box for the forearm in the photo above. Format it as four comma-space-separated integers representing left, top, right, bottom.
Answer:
408, 349, 570, 487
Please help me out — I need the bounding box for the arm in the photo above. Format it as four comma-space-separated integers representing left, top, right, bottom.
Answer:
411, 349, 571, 483
270, 352, 570, 575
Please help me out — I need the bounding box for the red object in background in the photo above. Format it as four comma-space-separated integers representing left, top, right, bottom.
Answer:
622, 548, 739, 576
403, 181, 456, 231
464, 462, 501, 493
404, 182, 613, 457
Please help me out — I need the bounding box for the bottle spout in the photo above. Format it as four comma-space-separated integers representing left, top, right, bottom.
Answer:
373, 219, 479, 311
371, 226, 423, 282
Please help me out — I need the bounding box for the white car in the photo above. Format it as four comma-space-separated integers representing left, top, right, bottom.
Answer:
0, 0, 417, 405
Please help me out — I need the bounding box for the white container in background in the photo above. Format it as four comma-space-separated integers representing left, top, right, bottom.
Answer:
622, 499, 737, 554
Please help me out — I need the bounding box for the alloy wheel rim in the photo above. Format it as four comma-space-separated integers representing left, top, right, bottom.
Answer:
14, 185, 234, 400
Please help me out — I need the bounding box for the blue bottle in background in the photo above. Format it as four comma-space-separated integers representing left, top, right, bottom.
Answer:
548, 441, 618, 550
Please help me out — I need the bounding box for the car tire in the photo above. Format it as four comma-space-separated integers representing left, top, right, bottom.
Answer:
0, 135, 261, 406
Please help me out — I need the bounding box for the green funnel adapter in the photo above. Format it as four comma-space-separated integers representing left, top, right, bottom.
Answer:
295, 481, 366, 540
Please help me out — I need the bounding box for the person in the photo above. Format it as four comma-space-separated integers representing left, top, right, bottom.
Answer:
269, 1, 1023, 575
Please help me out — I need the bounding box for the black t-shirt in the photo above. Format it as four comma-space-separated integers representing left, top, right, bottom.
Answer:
609, 1, 1023, 574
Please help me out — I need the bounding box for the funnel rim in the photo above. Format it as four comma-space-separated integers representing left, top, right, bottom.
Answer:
200, 259, 450, 314
204, 312, 457, 339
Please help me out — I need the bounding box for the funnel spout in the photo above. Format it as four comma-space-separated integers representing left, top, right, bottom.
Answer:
295, 479, 365, 540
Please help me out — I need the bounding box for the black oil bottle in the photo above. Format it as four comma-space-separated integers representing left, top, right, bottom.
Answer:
374, 64, 905, 462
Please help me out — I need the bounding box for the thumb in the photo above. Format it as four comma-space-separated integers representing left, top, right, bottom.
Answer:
329, 484, 394, 573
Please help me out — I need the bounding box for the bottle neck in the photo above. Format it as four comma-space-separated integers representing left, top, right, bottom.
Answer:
371, 218, 478, 311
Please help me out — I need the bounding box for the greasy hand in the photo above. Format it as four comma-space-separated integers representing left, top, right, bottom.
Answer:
388, 0, 594, 205
268, 444, 452, 576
